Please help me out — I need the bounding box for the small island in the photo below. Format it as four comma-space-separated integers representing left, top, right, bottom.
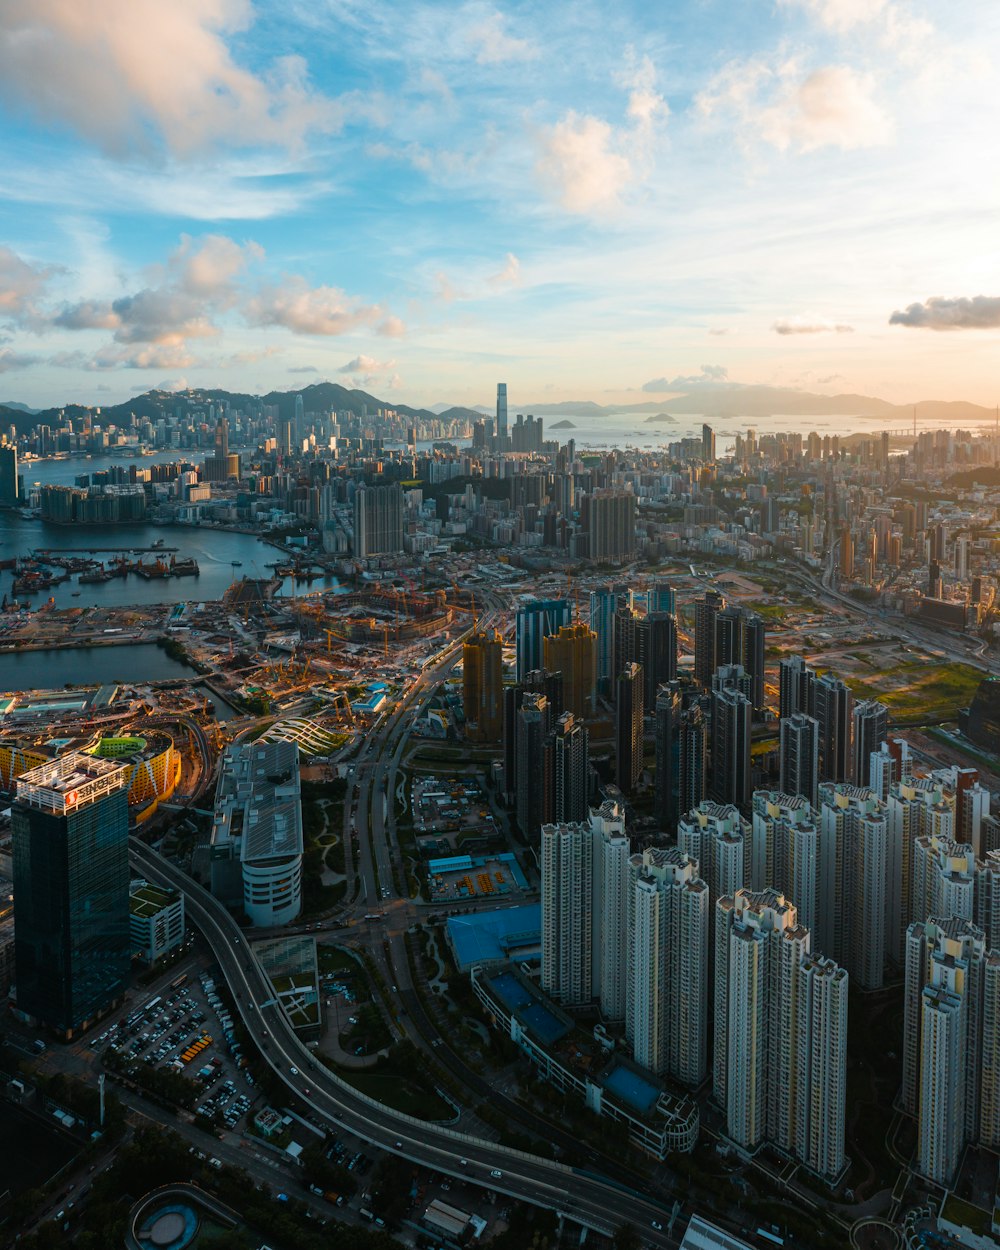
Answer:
644, 412, 676, 423
550, 419, 577, 429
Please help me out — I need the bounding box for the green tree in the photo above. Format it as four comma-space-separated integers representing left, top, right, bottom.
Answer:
613, 1223, 642, 1250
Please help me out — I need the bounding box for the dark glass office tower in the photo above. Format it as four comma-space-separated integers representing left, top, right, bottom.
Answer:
13, 753, 131, 1038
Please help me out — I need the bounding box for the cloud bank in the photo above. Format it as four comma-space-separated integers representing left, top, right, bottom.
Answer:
889, 296, 1000, 331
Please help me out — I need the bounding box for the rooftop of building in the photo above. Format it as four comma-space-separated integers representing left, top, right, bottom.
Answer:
212, 739, 303, 864
15, 750, 129, 813
485, 968, 571, 1046
446, 902, 541, 970
129, 881, 180, 917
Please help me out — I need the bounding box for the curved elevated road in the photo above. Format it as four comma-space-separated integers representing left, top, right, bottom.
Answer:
129, 840, 677, 1246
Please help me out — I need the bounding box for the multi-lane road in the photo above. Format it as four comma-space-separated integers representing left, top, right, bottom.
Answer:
128, 837, 680, 1246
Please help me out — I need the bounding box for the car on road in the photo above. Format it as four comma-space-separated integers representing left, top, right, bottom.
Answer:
490, 1169, 502, 1179
651, 1220, 663, 1230
290, 1066, 298, 1075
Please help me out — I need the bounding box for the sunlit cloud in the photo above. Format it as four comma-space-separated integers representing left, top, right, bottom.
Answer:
697, 60, 893, 153
773, 318, 855, 335
0, 0, 352, 159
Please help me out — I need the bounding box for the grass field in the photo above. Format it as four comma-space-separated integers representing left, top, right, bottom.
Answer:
844, 660, 981, 723
317, 944, 359, 975
338, 1067, 452, 1120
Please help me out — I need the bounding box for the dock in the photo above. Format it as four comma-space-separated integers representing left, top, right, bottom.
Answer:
34, 546, 180, 554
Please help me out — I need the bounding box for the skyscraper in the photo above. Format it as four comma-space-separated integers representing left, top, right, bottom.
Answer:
589, 584, 627, 691
654, 683, 681, 833
694, 590, 725, 687
714, 888, 848, 1179
678, 800, 750, 914
853, 700, 888, 786
627, 847, 709, 1084
588, 489, 636, 562
635, 612, 678, 708
496, 381, 508, 443
615, 662, 644, 793
543, 621, 598, 720
702, 423, 716, 462
353, 481, 404, 557
779, 712, 820, 806
613, 601, 638, 682
591, 800, 630, 1021
503, 669, 563, 798
779, 654, 814, 720
709, 685, 752, 811
888, 777, 956, 964
0, 444, 23, 508
750, 790, 820, 934
811, 672, 853, 783
515, 692, 550, 839
903, 916, 997, 1185
816, 782, 889, 989
540, 801, 629, 1016
543, 711, 590, 825
677, 704, 709, 817
541, 820, 594, 1006
515, 599, 572, 682
646, 580, 676, 615
910, 834, 976, 931
12, 753, 131, 1037
463, 628, 504, 741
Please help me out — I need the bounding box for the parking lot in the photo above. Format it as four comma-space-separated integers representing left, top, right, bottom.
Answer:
94, 969, 257, 1131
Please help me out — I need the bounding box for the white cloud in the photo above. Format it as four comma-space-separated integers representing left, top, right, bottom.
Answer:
697, 59, 893, 153
339, 354, 395, 375
169, 233, 263, 299
642, 365, 729, 391
779, 0, 888, 33
772, 318, 855, 334
49, 342, 203, 371
464, 8, 537, 65
0, 0, 347, 158
376, 316, 406, 338
780, 0, 933, 60
537, 56, 667, 215
488, 253, 521, 288
620, 52, 669, 144
245, 276, 385, 336
0, 246, 56, 321
536, 113, 635, 215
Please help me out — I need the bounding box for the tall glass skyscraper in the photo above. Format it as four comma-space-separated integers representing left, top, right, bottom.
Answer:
496, 381, 508, 443
13, 753, 131, 1038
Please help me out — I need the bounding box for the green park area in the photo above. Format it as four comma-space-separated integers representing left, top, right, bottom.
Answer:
338, 1058, 454, 1121
843, 659, 981, 724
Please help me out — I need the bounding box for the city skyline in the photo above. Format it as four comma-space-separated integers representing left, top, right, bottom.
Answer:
0, 2, 999, 407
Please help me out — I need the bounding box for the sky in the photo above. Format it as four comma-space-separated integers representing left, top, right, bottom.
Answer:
1, 0, 999, 411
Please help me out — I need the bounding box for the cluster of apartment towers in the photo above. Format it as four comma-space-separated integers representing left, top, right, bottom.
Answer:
463, 585, 1000, 1187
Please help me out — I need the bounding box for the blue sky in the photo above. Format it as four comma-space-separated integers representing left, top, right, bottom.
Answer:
1, 0, 999, 409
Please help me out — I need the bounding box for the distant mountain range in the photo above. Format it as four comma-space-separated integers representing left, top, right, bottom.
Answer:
515, 386, 995, 422
0, 380, 994, 437
0, 381, 482, 437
